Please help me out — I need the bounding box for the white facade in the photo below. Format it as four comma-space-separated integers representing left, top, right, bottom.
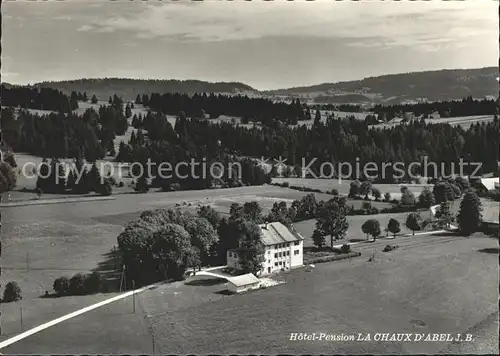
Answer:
227, 222, 304, 276
228, 282, 259, 294
260, 239, 304, 275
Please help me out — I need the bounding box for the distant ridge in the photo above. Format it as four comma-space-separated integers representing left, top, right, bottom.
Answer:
263, 67, 498, 104
13, 67, 499, 104
33, 78, 258, 101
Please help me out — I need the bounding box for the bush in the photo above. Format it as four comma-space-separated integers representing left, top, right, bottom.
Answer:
118, 181, 125, 188
69, 273, 87, 295
2, 281, 22, 302
330, 189, 339, 196
383, 244, 398, 252
53, 276, 70, 295
84, 271, 102, 294
340, 244, 351, 254
99, 181, 113, 196
282, 182, 290, 188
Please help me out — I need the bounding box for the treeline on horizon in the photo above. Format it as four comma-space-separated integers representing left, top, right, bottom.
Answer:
36, 78, 256, 95
137, 92, 306, 125
2, 96, 499, 182
373, 96, 498, 118
0, 94, 128, 161
2, 85, 499, 183
1, 84, 79, 113
2, 81, 497, 122
121, 112, 499, 181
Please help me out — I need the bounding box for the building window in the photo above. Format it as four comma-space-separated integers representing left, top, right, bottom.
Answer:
294, 250, 300, 255
279, 261, 282, 266
268, 260, 270, 264
279, 252, 282, 257
274, 262, 278, 267
287, 251, 290, 256
294, 241, 300, 246
274, 253, 278, 258
228, 252, 232, 258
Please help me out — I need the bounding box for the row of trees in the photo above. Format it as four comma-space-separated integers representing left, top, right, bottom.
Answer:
1, 93, 127, 160
53, 272, 103, 296
373, 96, 498, 118
137, 92, 307, 125
3, 95, 498, 185
36, 158, 112, 196
127, 113, 498, 180
1, 84, 78, 112
116, 112, 272, 191
311, 188, 484, 250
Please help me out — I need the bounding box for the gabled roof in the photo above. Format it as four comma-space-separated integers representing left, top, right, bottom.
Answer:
259, 222, 304, 246
480, 178, 499, 191
228, 273, 260, 287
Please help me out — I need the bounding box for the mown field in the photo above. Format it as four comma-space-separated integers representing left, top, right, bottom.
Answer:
141, 234, 500, 355
0, 185, 390, 337
272, 177, 431, 200
4, 234, 497, 354
293, 212, 417, 246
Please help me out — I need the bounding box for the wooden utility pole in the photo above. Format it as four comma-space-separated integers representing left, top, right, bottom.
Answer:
119, 265, 126, 292
132, 280, 136, 314
20, 306, 23, 331
152, 331, 155, 355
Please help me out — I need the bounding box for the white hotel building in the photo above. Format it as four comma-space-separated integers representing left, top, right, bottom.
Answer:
227, 222, 304, 276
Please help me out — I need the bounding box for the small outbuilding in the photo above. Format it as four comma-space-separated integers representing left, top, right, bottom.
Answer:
227, 273, 261, 294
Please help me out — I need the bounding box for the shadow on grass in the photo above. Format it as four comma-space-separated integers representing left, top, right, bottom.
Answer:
430, 231, 458, 237
92, 247, 123, 293
184, 278, 227, 286
39, 291, 63, 299
477, 247, 499, 254
304, 246, 335, 253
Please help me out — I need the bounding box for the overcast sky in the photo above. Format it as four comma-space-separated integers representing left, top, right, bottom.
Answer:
2, 0, 498, 90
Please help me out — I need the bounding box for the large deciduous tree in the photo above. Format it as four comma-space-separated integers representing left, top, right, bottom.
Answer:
237, 221, 265, 275
361, 219, 381, 240
387, 218, 401, 238
314, 197, 349, 248
405, 213, 422, 235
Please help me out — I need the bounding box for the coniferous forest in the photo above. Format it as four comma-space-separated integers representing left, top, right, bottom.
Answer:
1, 88, 498, 189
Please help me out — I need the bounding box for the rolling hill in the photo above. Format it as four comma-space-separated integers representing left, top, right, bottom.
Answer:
33, 78, 259, 101
8, 67, 499, 104
264, 67, 499, 104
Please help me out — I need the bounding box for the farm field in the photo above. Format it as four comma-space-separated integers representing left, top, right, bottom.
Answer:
293, 212, 417, 246
7, 153, 134, 199
272, 177, 431, 199
1, 185, 385, 333
3, 234, 498, 354
372, 115, 495, 130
